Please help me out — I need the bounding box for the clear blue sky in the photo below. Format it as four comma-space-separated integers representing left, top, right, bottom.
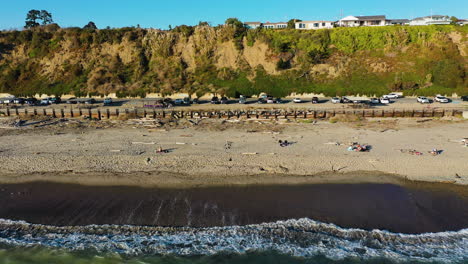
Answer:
1, 0, 467, 30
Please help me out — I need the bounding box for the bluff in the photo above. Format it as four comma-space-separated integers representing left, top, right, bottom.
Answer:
0, 24, 467, 97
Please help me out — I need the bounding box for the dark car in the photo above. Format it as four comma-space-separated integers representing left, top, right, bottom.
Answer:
25, 98, 38, 105
66, 97, 78, 104
312, 97, 319, 104
50, 97, 61, 104
257, 98, 266, 104
341, 97, 351, 103
211, 96, 220, 104
183, 97, 191, 105
192, 98, 199, 104
461, 95, 468, 101
220, 97, 229, 104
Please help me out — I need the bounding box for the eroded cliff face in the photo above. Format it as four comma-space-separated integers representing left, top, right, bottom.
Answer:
0, 24, 466, 97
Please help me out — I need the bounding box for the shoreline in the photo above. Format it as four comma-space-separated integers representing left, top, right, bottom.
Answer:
0, 171, 467, 198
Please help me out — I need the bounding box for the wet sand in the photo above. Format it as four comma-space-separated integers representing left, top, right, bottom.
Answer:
1, 180, 467, 234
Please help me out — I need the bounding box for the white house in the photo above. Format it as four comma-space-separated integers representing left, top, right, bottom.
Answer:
457, 19, 468, 26
295, 21, 334, 30
409, 15, 451, 26
262, 22, 288, 29
244, 22, 262, 29
338, 15, 388, 27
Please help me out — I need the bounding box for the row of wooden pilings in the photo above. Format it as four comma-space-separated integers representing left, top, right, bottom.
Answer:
0, 107, 464, 120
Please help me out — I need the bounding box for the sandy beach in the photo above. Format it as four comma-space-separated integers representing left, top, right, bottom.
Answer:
0, 116, 467, 187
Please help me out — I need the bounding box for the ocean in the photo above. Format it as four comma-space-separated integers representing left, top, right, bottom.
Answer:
0, 182, 466, 263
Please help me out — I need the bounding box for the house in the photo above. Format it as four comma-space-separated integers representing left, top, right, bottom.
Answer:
338, 15, 388, 27
388, 19, 410, 25
295, 21, 334, 30
262, 22, 288, 29
409, 15, 451, 25
456, 19, 467, 26
244, 22, 262, 29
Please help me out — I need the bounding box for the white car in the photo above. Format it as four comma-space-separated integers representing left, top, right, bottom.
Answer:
331, 97, 341, 104
293, 98, 302, 103
383, 93, 399, 99
380, 97, 391, 104
434, 95, 449, 103
417, 96, 430, 104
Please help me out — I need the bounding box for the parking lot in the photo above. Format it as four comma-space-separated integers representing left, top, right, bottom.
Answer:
1, 95, 467, 111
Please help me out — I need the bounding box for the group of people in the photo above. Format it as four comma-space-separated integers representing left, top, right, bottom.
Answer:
278, 140, 292, 147
347, 143, 370, 152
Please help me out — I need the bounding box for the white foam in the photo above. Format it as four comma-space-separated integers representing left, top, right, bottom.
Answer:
0, 218, 467, 263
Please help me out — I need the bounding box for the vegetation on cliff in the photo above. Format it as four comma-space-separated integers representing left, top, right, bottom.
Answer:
0, 23, 466, 97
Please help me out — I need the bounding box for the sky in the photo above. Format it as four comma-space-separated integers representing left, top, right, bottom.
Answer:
0, 0, 467, 30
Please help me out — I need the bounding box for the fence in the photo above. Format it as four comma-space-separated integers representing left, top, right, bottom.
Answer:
0, 107, 465, 120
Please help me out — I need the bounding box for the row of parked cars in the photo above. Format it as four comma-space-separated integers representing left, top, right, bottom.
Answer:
0, 96, 114, 106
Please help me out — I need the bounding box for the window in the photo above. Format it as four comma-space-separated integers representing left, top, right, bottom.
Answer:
322, 23, 325, 26
313, 23, 319, 27
299, 23, 306, 28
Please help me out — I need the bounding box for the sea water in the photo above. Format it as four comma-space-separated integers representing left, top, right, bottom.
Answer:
0, 182, 466, 263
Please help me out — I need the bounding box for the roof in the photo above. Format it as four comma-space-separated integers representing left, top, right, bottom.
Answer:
244, 22, 262, 24
389, 19, 410, 23
297, 20, 334, 23
412, 15, 449, 21
263, 22, 287, 25
355, 15, 386, 20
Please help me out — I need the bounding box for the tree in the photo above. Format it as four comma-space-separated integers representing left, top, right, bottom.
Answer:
83, 21, 97, 30
450, 16, 459, 25
198, 21, 210, 27
25, 9, 53, 28
287, 19, 301, 29
225, 18, 244, 28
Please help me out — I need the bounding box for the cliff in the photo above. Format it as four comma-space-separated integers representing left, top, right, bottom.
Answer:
0, 24, 467, 97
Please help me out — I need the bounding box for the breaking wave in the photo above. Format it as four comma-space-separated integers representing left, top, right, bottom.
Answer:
0, 218, 466, 263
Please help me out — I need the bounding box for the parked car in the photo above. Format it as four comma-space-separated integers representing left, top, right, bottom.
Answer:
238, 95, 246, 104
434, 95, 449, 103
40, 98, 52, 105
174, 99, 185, 105
50, 97, 61, 104
383, 93, 400, 99
220, 97, 229, 104
461, 95, 468, 101
84, 98, 96, 104
192, 98, 199, 104
210, 96, 220, 104
66, 97, 78, 104
331, 97, 341, 104
312, 97, 319, 104
417, 96, 430, 104
341, 97, 352, 103
266, 97, 275, 104
13, 98, 25, 104
103, 98, 113, 106
257, 98, 266, 104
183, 97, 191, 105
2, 97, 16, 104
380, 97, 391, 104
293, 98, 302, 103
25, 98, 38, 105
370, 98, 380, 104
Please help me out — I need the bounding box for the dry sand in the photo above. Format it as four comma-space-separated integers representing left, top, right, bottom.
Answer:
0, 116, 467, 186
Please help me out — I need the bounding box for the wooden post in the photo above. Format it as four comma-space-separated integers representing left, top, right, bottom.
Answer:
294, 111, 297, 119
60, 109, 65, 118
34, 109, 37, 116
70, 109, 74, 118
15, 108, 19, 116
88, 108, 92, 118
106, 109, 110, 119
52, 109, 56, 118
97, 109, 102, 120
